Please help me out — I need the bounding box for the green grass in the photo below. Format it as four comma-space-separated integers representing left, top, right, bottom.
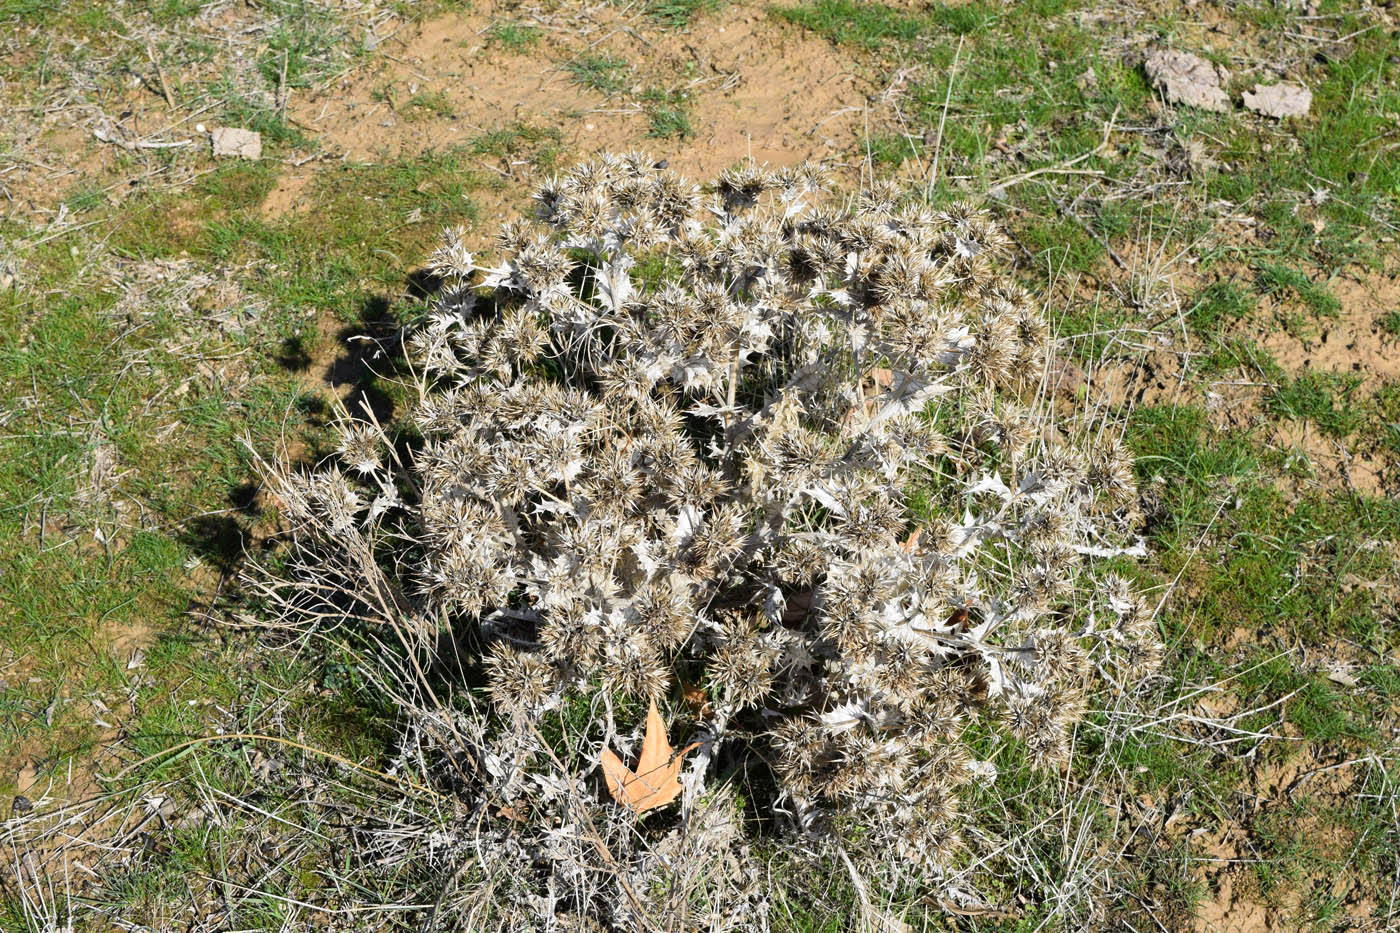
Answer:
647, 0, 723, 28
113, 151, 480, 323
0, 0, 57, 24
773, 0, 927, 49
1255, 263, 1342, 317
406, 88, 455, 119
0, 125, 488, 813
775, 0, 1397, 277
1188, 280, 1255, 332
864, 132, 920, 167
1267, 370, 1362, 437
206, 79, 310, 147
147, 0, 204, 22
565, 53, 629, 95
1381, 309, 1400, 336
0, 251, 305, 791
467, 121, 562, 162
257, 0, 353, 90
642, 88, 693, 139
62, 184, 107, 214
485, 20, 541, 51
1120, 401, 1398, 920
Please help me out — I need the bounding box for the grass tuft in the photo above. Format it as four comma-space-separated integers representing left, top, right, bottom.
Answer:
485, 20, 541, 51
565, 53, 629, 94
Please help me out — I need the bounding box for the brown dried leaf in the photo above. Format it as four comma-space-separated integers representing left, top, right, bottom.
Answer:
680, 679, 712, 718
600, 700, 698, 814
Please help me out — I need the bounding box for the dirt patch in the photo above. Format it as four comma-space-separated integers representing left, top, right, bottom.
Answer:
1257, 271, 1400, 387
107, 620, 155, 674
660, 10, 867, 175
273, 2, 873, 224
1194, 871, 1279, 933
259, 170, 316, 218
1186, 743, 1388, 932
1068, 258, 1400, 495
1271, 421, 1389, 496
1252, 268, 1400, 495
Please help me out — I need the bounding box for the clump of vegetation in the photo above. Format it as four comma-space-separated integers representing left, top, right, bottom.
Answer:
1255, 262, 1342, 317
1380, 308, 1400, 337
258, 156, 1158, 926
646, 0, 725, 29
485, 20, 541, 51
565, 54, 629, 95
1189, 279, 1255, 332
642, 87, 692, 138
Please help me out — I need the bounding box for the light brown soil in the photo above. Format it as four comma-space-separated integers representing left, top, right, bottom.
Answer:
1258, 271, 1400, 387
1194, 872, 1279, 933
274, 2, 873, 223
1064, 256, 1400, 497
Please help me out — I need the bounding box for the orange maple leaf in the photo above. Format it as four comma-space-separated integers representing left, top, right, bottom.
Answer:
600, 700, 698, 814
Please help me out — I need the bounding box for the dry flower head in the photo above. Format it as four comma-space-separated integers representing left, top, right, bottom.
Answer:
258, 154, 1159, 927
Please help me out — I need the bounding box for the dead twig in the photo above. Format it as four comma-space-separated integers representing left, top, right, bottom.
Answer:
925, 34, 965, 198
988, 105, 1119, 195
92, 127, 191, 151
145, 44, 176, 110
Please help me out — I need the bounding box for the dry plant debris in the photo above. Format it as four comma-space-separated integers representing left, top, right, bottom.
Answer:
255, 154, 1160, 925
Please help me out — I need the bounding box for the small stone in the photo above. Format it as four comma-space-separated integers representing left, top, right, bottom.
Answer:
1144, 49, 1232, 113
211, 127, 262, 160
12, 795, 32, 814
1242, 82, 1311, 119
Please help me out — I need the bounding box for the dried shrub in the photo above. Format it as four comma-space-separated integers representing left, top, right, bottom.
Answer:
259, 154, 1159, 927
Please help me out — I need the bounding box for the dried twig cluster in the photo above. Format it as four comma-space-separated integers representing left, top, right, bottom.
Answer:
261, 154, 1159, 926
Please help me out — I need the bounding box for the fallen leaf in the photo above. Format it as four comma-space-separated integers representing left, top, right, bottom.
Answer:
496, 804, 528, 823
680, 679, 712, 719
600, 700, 698, 814
1326, 669, 1358, 688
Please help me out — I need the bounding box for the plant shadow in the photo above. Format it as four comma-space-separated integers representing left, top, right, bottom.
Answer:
177, 275, 423, 580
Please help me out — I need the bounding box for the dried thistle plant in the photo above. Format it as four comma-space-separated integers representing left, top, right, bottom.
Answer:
256, 154, 1160, 926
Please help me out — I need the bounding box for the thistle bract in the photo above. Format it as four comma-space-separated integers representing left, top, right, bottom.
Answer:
267, 154, 1158, 926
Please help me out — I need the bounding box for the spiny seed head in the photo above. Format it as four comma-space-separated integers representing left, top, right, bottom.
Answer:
271, 157, 1156, 895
